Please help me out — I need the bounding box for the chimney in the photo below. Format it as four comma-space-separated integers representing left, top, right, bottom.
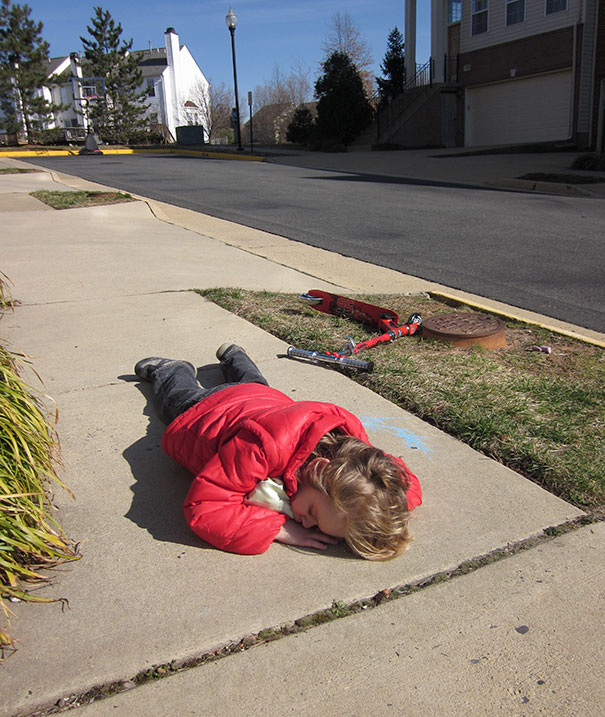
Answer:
164, 27, 180, 136
165, 27, 179, 71
70, 52, 82, 79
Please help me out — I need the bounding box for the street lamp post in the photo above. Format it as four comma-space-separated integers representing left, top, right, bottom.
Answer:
225, 8, 243, 151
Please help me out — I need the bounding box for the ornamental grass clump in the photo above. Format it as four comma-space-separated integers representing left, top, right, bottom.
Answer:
0, 345, 79, 657
0, 271, 13, 309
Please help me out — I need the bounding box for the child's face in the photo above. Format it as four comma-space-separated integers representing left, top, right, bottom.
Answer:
290, 482, 347, 539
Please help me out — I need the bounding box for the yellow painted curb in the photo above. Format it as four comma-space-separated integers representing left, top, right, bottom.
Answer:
430, 291, 605, 349
0, 149, 76, 157
128, 148, 265, 161
0, 147, 265, 161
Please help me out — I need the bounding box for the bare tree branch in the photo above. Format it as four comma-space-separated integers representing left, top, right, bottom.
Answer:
252, 62, 312, 113
322, 11, 374, 96
187, 78, 232, 140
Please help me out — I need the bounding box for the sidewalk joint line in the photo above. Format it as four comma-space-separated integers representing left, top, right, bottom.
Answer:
32, 511, 603, 716
6, 289, 195, 309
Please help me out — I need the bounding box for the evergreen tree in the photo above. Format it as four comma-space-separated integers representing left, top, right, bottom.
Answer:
376, 27, 405, 104
286, 106, 314, 145
0, 0, 62, 142
314, 51, 373, 147
80, 6, 147, 144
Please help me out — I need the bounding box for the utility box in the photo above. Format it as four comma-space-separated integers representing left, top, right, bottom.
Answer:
176, 125, 205, 145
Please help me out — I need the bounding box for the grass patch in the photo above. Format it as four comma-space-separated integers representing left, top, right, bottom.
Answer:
0, 344, 79, 658
0, 167, 42, 174
198, 288, 604, 509
30, 189, 136, 210
517, 172, 605, 184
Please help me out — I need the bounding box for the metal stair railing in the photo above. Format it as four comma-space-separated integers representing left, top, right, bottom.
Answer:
376, 59, 434, 143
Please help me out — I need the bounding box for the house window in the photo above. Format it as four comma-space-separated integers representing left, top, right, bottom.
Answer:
506, 0, 525, 25
186, 111, 201, 126
146, 79, 156, 97
448, 0, 461, 23
545, 0, 567, 14
472, 0, 488, 35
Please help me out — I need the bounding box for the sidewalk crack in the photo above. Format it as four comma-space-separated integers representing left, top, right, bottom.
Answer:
29, 511, 603, 715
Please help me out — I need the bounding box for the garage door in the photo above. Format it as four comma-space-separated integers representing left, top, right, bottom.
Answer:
465, 70, 573, 147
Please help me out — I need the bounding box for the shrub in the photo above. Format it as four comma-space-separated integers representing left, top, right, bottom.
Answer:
286, 106, 315, 146
571, 154, 605, 171
127, 129, 167, 146
29, 128, 66, 146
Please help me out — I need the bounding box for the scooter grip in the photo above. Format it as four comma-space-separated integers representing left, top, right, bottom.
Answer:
287, 347, 373, 372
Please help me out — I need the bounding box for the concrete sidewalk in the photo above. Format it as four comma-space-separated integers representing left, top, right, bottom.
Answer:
0, 158, 602, 716
251, 144, 605, 198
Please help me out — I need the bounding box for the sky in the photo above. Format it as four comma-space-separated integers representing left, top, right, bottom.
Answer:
23, 0, 432, 98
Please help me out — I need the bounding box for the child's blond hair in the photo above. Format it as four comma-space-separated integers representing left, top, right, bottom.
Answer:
301, 433, 412, 561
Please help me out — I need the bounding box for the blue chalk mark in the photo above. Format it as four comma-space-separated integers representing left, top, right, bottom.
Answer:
361, 416, 433, 454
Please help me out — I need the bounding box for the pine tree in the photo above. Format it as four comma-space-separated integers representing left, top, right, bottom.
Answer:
314, 51, 373, 147
80, 6, 147, 144
0, 0, 62, 142
376, 27, 406, 104
286, 106, 314, 146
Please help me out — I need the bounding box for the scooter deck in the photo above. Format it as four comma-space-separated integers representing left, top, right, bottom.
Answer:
303, 289, 400, 330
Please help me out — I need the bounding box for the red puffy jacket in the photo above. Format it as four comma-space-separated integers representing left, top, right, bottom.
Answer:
162, 383, 422, 555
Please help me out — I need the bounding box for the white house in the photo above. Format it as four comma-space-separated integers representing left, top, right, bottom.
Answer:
0, 54, 84, 141
5, 27, 210, 143
137, 27, 210, 142
39, 53, 93, 137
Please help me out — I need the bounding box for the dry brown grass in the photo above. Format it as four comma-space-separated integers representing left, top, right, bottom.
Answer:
199, 288, 604, 509
30, 190, 136, 209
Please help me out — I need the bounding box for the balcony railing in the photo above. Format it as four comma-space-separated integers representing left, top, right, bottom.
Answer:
376, 59, 433, 142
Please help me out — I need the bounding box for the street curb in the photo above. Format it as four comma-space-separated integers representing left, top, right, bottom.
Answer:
0, 147, 266, 162
488, 177, 595, 197
6, 158, 604, 349
430, 291, 605, 348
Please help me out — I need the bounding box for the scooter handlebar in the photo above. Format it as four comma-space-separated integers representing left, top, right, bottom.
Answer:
287, 346, 373, 372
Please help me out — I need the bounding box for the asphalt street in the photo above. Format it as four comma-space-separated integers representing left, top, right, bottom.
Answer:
24, 153, 605, 332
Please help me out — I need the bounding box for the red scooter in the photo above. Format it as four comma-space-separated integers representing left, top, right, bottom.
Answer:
287, 289, 422, 372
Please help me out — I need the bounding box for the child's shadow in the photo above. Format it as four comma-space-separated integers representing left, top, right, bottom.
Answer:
121, 364, 223, 548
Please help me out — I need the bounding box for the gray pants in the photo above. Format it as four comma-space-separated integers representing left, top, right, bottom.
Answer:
149, 348, 269, 425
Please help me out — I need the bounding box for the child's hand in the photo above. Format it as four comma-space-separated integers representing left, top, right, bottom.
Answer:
275, 518, 341, 550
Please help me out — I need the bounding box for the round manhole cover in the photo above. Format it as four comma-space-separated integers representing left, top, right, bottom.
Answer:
423, 313, 506, 348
